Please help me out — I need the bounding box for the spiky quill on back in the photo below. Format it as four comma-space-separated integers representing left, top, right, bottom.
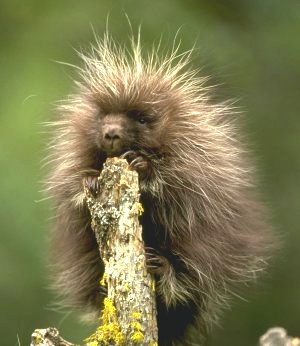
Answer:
46, 35, 272, 345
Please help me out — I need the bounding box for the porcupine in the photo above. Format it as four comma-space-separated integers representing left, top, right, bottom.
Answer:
46, 34, 272, 345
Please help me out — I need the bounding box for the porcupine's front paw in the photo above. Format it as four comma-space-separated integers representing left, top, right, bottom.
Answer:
121, 151, 151, 178
82, 175, 100, 197
145, 248, 172, 277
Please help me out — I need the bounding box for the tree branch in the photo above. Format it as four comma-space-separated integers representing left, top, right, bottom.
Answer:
84, 157, 158, 345
30, 158, 157, 346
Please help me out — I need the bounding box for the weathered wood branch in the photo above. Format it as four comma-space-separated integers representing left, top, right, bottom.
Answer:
30, 158, 157, 346
259, 327, 300, 346
84, 157, 158, 345
30, 327, 76, 346
29, 160, 298, 346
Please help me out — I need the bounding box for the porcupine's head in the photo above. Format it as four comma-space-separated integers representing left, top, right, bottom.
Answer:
48, 32, 252, 226
50, 34, 234, 177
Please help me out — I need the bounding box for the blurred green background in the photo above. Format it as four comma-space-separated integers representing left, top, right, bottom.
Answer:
1, 0, 299, 345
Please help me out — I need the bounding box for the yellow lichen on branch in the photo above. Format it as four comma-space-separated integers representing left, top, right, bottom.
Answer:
85, 298, 124, 346
84, 158, 158, 346
29, 158, 157, 346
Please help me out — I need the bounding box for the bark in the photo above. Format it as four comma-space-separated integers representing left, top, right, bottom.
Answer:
30, 158, 157, 346
84, 157, 158, 346
30, 328, 76, 346
259, 327, 300, 346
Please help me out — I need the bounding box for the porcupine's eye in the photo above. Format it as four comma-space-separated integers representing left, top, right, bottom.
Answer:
138, 117, 146, 124
127, 110, 147, 124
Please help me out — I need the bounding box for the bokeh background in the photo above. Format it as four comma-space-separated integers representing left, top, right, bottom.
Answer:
1, 1, 299, 345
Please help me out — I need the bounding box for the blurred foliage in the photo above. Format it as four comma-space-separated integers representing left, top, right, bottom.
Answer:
0, 0, 299, 345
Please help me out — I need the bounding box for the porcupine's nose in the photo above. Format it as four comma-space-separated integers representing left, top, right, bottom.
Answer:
102, 124, 123, 154
104, 126, 120, 142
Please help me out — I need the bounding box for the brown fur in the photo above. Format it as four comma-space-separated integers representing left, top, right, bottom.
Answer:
45, 34, 273, 345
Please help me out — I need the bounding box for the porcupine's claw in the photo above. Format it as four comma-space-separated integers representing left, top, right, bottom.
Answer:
122, 151, 150, 177
99, 284, 108, 297
145, 247, 171, 277
82, 175, 99, 197
121, 150, 138, 165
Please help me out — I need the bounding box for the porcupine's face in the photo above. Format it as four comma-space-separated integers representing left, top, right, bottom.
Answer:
96, 108, 161, 157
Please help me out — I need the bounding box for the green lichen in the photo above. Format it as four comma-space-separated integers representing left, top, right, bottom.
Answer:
151, 279, 156, 292
122, 282, 130, 292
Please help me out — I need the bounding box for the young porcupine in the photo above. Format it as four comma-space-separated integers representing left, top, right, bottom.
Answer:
46, 34, 272, 345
